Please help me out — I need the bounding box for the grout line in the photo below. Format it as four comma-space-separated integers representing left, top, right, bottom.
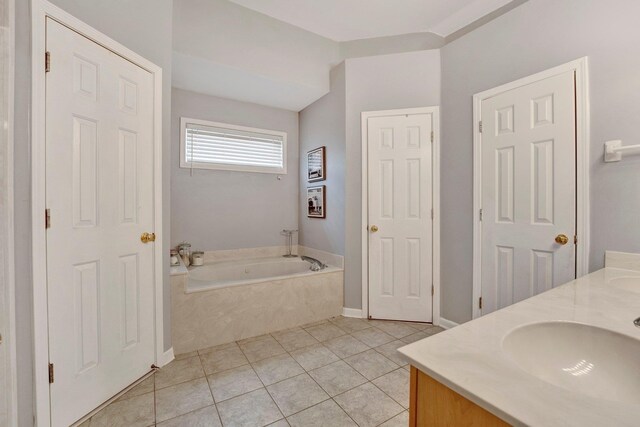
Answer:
167, 317, 433, 426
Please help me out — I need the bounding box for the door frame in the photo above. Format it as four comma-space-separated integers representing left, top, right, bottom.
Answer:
30, 1, 165, 425
361, 107, 441, 325
2, 0, 18, 424
471, 57, 590, 319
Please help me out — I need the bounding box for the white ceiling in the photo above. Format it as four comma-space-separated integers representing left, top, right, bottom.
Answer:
228, 0, 514, 41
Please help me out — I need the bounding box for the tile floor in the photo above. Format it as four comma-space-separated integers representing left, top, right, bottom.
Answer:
79, 316, 444, 427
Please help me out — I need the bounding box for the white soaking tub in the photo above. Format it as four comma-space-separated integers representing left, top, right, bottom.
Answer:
171, 253, 344, 354
187, 256, 337, 293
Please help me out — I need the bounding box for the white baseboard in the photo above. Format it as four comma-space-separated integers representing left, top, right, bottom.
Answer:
342, 307, 364, 318
438, 318, 459, 330
157, 347, 175, 367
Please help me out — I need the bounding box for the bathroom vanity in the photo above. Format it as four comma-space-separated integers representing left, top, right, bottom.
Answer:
400, 251, 640, 426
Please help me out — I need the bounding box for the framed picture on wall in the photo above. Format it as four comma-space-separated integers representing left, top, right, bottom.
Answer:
307, 146, 326, 182
307, 186, 326, 218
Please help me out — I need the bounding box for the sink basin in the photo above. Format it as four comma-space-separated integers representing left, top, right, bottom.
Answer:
608, 276, 640, 293
503, 322, 640, 405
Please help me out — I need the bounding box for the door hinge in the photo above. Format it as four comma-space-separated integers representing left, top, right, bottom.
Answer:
478, 121, 483, 133
478, 297, 483, 310
45, 51, 51, 73
430, 131, 434, 143
431, 285, 434, 296
479, 209, 483, 221
574, 235, 578, 245
48, 363, 54, 384
45, 209, 51, 229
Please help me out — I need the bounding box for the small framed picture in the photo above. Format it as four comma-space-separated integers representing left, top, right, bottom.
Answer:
307, 146, 326, 182
307, 186, 326, 218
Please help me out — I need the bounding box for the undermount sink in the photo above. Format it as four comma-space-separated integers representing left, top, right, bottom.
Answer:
503, 322, 640, 405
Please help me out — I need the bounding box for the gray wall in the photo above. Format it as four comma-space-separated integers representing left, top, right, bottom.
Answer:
440, 0, 640, 324
171, 88, 299, 251
298, 64, 346, 255
13, 1, 173, 424
344, 50, 442, 309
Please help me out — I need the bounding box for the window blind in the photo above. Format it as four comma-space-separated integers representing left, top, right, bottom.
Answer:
183, 121, 286, 173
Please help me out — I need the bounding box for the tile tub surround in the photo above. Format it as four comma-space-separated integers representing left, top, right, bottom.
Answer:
399, 265, 640, 426
172, 270, 344, 354
79, 316, 443, 426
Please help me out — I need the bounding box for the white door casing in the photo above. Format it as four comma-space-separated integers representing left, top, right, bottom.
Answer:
479, 70, 576, 315
367, 112, 434, 322
0, 0, 17, 424
45, 18, 156, 426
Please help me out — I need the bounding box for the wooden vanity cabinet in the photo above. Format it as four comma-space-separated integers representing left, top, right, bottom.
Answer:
409, 366, 511, 426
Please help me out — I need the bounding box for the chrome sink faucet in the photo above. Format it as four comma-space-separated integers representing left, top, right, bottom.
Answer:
301, 256, 327, 271
634, 317, 640, 328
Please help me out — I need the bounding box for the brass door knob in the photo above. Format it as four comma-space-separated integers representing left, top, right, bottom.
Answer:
555, 234, 569, 245
141, 232, 156, 243
370, 225, 379, 233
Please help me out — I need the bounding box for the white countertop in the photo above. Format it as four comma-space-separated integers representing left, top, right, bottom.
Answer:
399, 255, 640, 426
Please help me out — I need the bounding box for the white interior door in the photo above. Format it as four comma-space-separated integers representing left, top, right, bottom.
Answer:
480, 71, 576, 315
45, 18, 156, 426
367, 112, 434, 322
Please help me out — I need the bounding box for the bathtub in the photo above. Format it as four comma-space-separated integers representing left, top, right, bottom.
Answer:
187, 256, 333, 293
171, 251, 344, 354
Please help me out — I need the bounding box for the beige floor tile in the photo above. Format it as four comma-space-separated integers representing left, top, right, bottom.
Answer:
287, 399, 357, 427
271, 328, 319, 352
323, 334, 370, 359
116, 375, 154, 402
266, 373, 329, 417
198, 341, 239, 355
90, 392, 155, 427
333, 382, 404, 427
207, 364, 263, 402
252, 353, 305, 386
217, 388, 283, 427
427, 326, 446, 335
373, 321, 420, 339
267, 420, 290, 427
344, 349, 398, 380
374, 340, 410, 366
155, 356, 205, 390
175, 350, 199, 360
400, 331, 430, 344
155, 377, 214, 422
351, 328, 395, 347
199, 345, 249, 375
156, 405, 222, 427
239, 335, 287, 362
300, 319, 329, 328
401, 327, 445, 344
307, 360, 367, 397
379, 410, 409, 427
372, 368, 410, 408
406, 322, 435, 331
329, 316, 372, 333
289, 343, 340, 371
304, 323, 347, 342
237, 333, 270, 345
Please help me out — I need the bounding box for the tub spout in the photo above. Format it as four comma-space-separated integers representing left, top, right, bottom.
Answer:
301, 256, 327, 271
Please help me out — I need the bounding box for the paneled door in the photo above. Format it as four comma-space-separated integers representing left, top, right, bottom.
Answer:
367, 112, 434, 322
480, 70, 576, 315
45, 18, 156, 426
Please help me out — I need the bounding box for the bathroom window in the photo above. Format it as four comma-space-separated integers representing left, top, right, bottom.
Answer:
180, 117, 287, 174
